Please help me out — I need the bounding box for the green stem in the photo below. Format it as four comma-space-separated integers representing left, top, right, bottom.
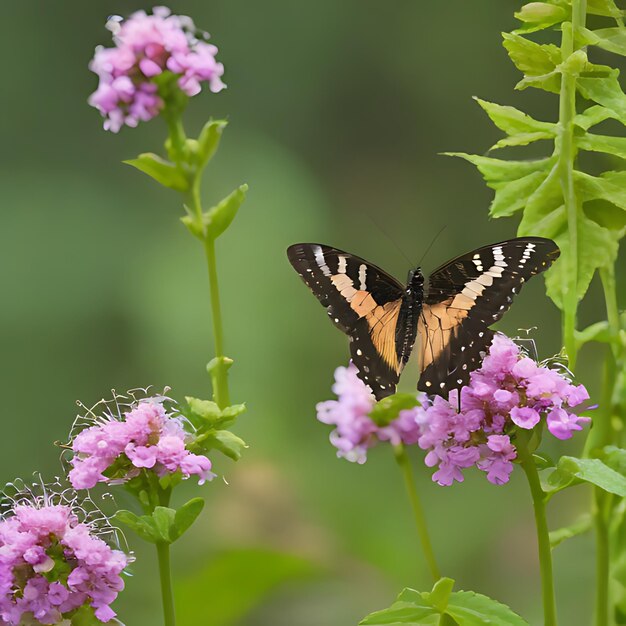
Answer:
185, 176, 231, 409
557, 12, 584, 370
600, 266, 620, 361
393, 444, 441, 583
593, 489, 610, 626
157, 542, 176, 626
517, 436, 558, 626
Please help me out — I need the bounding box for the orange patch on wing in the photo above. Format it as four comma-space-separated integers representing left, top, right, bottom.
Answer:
366, 299, 402, 372
418, 300, 468, 374
350, 291, 378, 317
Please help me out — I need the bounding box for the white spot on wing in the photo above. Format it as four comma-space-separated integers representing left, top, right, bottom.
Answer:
358, 264, 367, 290
338, 255, 347, 274
313, 245, 331, 277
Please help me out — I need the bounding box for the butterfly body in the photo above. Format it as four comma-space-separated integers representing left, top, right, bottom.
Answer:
287, 238, 559, 400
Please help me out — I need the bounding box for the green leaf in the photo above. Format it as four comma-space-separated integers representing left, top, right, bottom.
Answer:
544, 211, 619, 309
114, 509, 160, 544
152, 506, 177, 543
575, 321, 611, 346
602, 446, 626, 475
124, 153, 190, 192
69, 605, 101, 626
557, 456, 626, 497
573, 105, 621, 130
589, 27, 626, 56
172, 497, 205, 541
445, 590, 529, 625
587, 0, 623, 18
202, 429, 248, 461
502, 32, 561, 91
517, 162, 564, 236
578, 73, 626, 125
474, 98, 555, 136
491, 170, 551, 218
577, 133, 626, 160
575, 170, 626, 210
549, 514, 592, 548
514, 3, 569, 33
176, 549, 317, 626
360, 582, 528, 626
443, 153, 553, 183
204, 184, 248, 240
186, 396, 222, 422
491, 131, 554, 150
369, 393, 421, 427
196, 119, 227, 166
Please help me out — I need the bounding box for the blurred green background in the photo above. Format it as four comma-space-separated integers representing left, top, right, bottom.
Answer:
1, 1, 623, 624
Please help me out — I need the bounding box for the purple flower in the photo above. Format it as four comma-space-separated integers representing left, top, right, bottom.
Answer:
69, 397, 214, 489
0, 500, 129, 624
416, 333, 591, 486
316, 363, 423, 463
89, 7, 225, 132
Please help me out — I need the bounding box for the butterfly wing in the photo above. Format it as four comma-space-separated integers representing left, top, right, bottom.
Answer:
417, 237, 560, 396
287, 243, 409, 399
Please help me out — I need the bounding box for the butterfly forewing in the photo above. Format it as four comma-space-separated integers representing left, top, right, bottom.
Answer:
417, 237, 560, 395
287, 243, 407, 399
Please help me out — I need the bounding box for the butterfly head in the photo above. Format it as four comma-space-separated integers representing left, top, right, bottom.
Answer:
407, 267, 424, 290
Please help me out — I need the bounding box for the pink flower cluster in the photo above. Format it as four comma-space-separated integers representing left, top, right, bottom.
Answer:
316, 363, 422, 464
89, 6, 225, 132
69, 399, 213, 489
417, 334, 591, 486
0, 504, 128, 624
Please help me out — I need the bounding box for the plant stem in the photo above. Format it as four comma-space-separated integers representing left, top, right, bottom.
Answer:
517, 437, 558, 626
157, 542, 176, 626
393, 444, 440, 583
593, 489, 610, 626
186, 176, 231, 409
557, 7, 584, 370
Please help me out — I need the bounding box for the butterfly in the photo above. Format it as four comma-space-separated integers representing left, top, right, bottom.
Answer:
287, 238, 560, 400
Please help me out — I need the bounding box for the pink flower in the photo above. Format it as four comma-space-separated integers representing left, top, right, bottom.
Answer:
0, 501, 129, 624
89, 7, 225, 132
69, 398, 213, 489
416, 333, 591, 486
316, 363, 423, 463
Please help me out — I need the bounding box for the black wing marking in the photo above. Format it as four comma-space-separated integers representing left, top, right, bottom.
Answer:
287, 243, 407, 399
417, 237, 560, 396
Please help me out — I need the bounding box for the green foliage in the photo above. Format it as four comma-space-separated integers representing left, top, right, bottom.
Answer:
114, 498, 205, 544
124, 153, 190, 192
175, 549, 318, 626
549, 513, 592, 548
359, 578, 529, 626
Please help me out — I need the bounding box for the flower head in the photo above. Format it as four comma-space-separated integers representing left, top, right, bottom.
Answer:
316, 363, 422, 463
0, 482, 129, 624
68, 391, 214, 490
417, 333, 591, 486
89, 7, 225, 132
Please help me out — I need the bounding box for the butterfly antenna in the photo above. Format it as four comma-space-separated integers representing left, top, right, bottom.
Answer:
362, 211, 415, 267
417, 225, 447, 267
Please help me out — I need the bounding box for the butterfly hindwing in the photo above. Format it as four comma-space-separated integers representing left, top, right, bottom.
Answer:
287, 243, 407, 398
417, 237, 560, 396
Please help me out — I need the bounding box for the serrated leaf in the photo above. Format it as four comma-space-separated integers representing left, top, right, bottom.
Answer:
491, 131, 555, 150
197, 119, 227, 166
445, 590, 529, 625
359, 588, 439, 625
544, 212, 619, 309
549, 514, 592, 548
443, 153, 553, 183
474, 98, 555, 136
558, 456, 626, 496
587, 0, 623, 18
114, 509, 160, 544
369, 393, 421, 427
517, 162, 564, 235
514, 3, 569, 33
578, 74, 626, 125
172, 497, 205, 541
204, 184, 248, 240
502, 32, 561, 77
574, 105, 621, 130
152, 506, 177, 543
124, 153, 190, 192
589, 27, 626, 56
577, 133, 626, 160
490, 170, 549, 218
576, 170, 626, 209
221, 403, 247, 420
